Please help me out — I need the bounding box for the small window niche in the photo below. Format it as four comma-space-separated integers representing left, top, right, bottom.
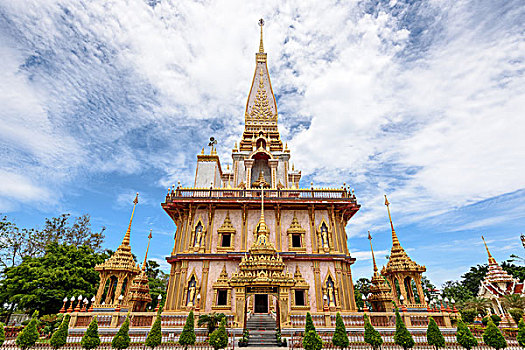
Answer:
221, 234, 231, 248
287, 212, 306, 252
294, 290, 305, 306
217, 211, 236, 252
217, 289, 228, 306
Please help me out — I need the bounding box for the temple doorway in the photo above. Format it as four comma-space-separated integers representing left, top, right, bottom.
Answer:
254, 294, 268, 313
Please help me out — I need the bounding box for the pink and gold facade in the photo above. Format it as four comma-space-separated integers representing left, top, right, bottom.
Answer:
161, 21, 360, 329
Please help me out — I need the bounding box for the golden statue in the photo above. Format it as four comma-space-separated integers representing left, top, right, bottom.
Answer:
327, 283, 335, 307
322, 227, 329, 249
188, 285, 196, 307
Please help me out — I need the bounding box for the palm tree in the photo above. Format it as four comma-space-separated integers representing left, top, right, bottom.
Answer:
461, 297, 491, 316
502, 294, 525, 310
197, 313, 226, 334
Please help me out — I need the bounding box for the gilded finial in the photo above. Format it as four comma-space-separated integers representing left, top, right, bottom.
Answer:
258, 18, 265, 53
122, 193, 139, 247
142, 229, 152, 270
368, 231, 378, 273
384, 194, 400, 247
482, 236, 497, 265
292, 163, 295, 171
257, 178, 268, 234
201, 148, 205, 155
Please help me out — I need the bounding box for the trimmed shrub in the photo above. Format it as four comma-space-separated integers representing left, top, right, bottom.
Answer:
50, 314, 71, 349
427, 317, 445, 350
179, 311, 196, 350
456, 320, 478, 350
209, 319, 228, 350
363, 314, 383, 350
483, 315, 502, 326
112, 315, 131, 349
517, 319, 525, 347
0, 322, 5, 347
394, 308, 415, 350
509, 309, 523, 326
81, 316, 101, 350
305, 312, 315, 333
460, 309, 477, 324
16, 311, 39, 350
332, 313, 349, 349
303, 330, 322, 350
145, 310, 162, 349
482, 319, 507, 350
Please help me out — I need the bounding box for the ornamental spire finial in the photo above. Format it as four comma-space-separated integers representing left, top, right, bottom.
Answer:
122, 193, 139, 246
258, 18, 265, 53
368, 231, 378, 273
482, 236, 497, 265
384, 194, 400, 247
141, 229, 152, 270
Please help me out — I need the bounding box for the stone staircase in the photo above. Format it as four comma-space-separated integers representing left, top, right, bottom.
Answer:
245, 313, 278, 347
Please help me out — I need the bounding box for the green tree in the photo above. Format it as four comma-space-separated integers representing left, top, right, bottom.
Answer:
461, 297, 491, 317
442, 280, 473, 303
517, 319, 525, 347
303, 330, 322, 350
198, 312, 226, 335
209, 319, 228, 350
363, 314, 383, 350
179, 311, 196, 350
81, 316, 101, 350
501, 294, 525, 310
421, 276, 437, 300
1, 243, 109, 315
355, 278, 372, 297
0, 322, 5, 347
456, 320, 478, 350
354, 288, 364, 309
426, 317, 445, 350
461, 264, 488, 296
332, 313, 349, 349
50, 314, 70, 349
305, 312, 316, 332
509, 308, 523, 326
145, 260, 169, 310
394, 308, 414, 350
16, 311, 40, 350
145, 310, 162, 349
459, 309, 477, 324
482, 319, 507, 350
112, 315, 131, 349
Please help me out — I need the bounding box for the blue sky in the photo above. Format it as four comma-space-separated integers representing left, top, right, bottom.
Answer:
0, 0, 524, 286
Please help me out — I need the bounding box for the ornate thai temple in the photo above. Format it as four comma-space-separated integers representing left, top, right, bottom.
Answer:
478, 237, 524, 316
161, 20, 360, 329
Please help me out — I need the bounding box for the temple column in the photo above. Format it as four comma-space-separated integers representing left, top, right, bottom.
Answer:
200, 261, 210, 311
308, 206, 318, 253
313, 261, 322, 311
268, 159, 279, 188
244, 159, 254, 188
234, 287, 246, 328
278, 287, 290, 327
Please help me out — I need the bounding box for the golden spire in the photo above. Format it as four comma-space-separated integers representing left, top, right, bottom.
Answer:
257, 182, 268, 234
122, 193, 139, 247
141, 229, 152, 270
384, 195, 400, 247
482, 236, 497, 265
258, 18, 265, 53
368, 231, 378, 273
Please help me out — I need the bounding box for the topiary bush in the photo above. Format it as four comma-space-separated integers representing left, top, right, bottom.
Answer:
363, 313, 383, 350
305, 312, 315, 333
332, 313, 349, 349
517, 319, 525, 347
16, 311, 39, 350
209, 319, 228, 350
509, 308, 524, 326
427, 317, 445, 350
112, 315, 131, 349
50, 314, 70, 350
482, 319, 507, 350
145, 310, 162, 349
460, 309, 477, 324
394, 308, 415, 350
303, 330, 322, 350
81, 316, 101, 350
456, 320, 478, 350
0, 322, 5, 347
179, 311, 196, 350
483, 315, 502, 326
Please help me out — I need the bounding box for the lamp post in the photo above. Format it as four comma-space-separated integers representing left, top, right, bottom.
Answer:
399, 294, 407, 312
115, 294, 123, 312
81, 298, 88, 312
425, 296, 431, 312
74, 295, 83, 312
362, 294, 369, 312
323, 294, 329, 311
89, 296, 95, 312
196, 294, 201, 311
60, 297, 68, 313
155, 294, 162, 312
444, 297, 451, 312
438, 295, 444, 312
451, 298, 457, 313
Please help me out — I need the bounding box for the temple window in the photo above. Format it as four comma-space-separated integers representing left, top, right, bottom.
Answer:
292, 234, 301, 248
221, 233, 231, 247
217, 289, 228, 306
295, 290, 305, 306
217, 212, 236, 252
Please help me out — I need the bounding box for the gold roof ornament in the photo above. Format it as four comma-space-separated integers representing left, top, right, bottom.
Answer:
258, 18, 265, 54
482, 235, 497, 265
218, 211, 236, 234
480, 236, 514, 283
287, 212, 306, 234
95, 193, 141, 274
129, 229, 153, 311
382, 195, 426, 275
252, 170, 270, 188
141, 229, 153, 270
368, 231, 379, 274
367, 230, 394, 310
